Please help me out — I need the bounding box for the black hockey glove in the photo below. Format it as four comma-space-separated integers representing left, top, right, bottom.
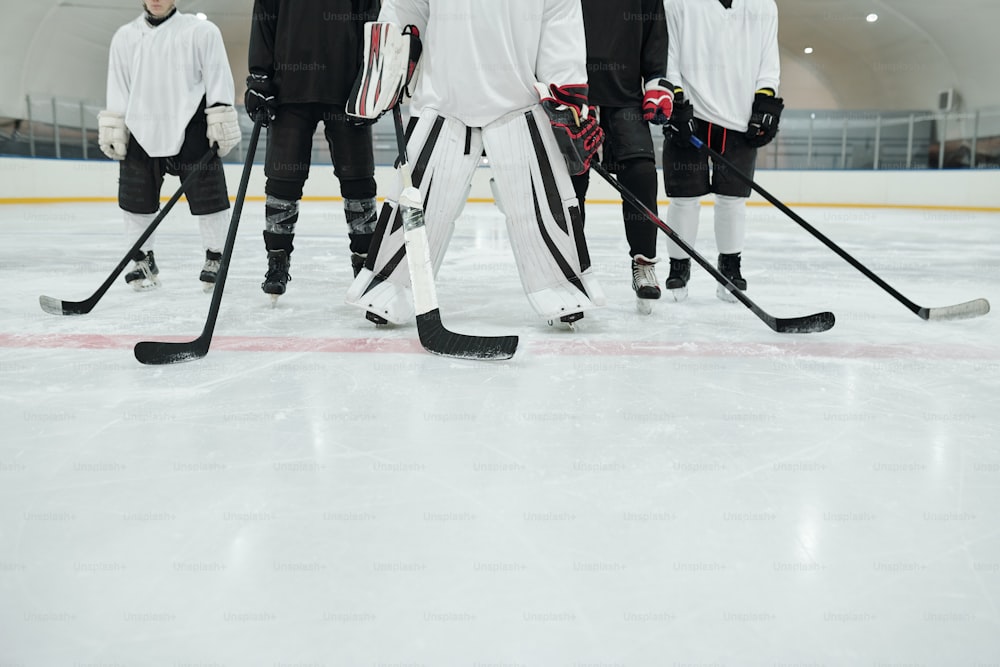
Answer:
746, 90, 784, 148
664, 92, 696, 149
535, 83, 604, 176
245, 73, 278, 126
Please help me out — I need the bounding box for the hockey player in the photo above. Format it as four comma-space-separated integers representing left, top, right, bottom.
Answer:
245, 0, 381, 304
661, 0, 783, 302
345, 0, 605, 328
571, 0, 671, 313
100, 0, 240, 291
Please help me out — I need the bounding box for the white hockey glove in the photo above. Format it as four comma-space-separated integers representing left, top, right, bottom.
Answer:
347, 22, 422, 123
205, 105, 241, 156
97, 110, 129, 160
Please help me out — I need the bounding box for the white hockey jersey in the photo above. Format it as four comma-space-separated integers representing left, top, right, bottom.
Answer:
379, 0, 588, 127
664, 0, 780, 132
106, 13, 235, 157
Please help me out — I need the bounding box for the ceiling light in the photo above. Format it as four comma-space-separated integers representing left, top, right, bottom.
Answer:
803, 47, 814, 54
866, 13, 878, 22
196, 12, 208, 20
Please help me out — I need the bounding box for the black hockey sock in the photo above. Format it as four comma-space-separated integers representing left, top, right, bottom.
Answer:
618, 159, 659, 258
263, 230, 294, 255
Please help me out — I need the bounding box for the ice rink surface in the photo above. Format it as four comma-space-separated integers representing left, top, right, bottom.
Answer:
1, 196, 999, 666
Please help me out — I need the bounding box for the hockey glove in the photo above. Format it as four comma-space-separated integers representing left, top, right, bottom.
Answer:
642, 78, 674, 125
245, 73, 278, 126
535, 82, 604, 176
205, 105, 241, 156
97, 110, 129, 160
347, 22, 422, 123
746, 90, 784, 148
663, 92, 696, 149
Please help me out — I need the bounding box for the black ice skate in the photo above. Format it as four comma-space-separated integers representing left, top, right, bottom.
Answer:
261, 249, 291, 305
631, 254, 661, 315
199, 250, 222, 293
124, 250, 160, 291
716, 252, 747, 303
665, 257, 690, 302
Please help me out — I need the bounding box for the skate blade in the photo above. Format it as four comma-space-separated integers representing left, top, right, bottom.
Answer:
716, 284, 743, 303
201, 281, 216, 294
636, 298, 654, 315
666, 287, 688, 302
269, 294, 281, 308
129, 279, 161, 292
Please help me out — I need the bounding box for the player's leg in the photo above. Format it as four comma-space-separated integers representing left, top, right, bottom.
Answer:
709, 129, 757, 301
175, 105, 231, 291
603, 107, 661, 304
323, 110, 378, 276
481, 106, 605, 325
346, 109, 482, 324
661, 121, 711, 301
259, 104, 318, 301
118, 137, 164, 291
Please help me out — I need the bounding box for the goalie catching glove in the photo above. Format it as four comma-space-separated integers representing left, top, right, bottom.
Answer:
347, 22, 422, 123
534, 83, 604, 176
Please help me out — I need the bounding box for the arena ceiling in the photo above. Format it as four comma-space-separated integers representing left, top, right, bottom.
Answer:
1, 0, 996, 120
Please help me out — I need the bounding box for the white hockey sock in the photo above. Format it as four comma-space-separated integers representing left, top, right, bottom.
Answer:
665, 196, 701, 259
124, 211, 158, 253
714, 195, 747, 255
198, 209, 229, 253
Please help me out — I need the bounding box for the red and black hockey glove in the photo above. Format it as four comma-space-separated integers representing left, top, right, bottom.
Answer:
746, 90, 784, 148
535, 83, 604, 176
664, 91, 696, 149
245, 73, 278, 126
642, 78, 674, 125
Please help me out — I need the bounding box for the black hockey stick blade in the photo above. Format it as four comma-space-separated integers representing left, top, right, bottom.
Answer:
391, 105, 519, 359
691, 136, 990, 322
416, 309, 519, 360
591, 162, 834, 334
134, 120, 262, 365
39, 146, 218, 316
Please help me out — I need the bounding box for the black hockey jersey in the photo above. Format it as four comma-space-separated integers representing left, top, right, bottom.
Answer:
248, 0, 380, 105
580, 0, 667, 107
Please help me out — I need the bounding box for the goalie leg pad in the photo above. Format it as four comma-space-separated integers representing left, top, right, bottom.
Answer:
481, 106, 605, 320
344, 109, 482, 324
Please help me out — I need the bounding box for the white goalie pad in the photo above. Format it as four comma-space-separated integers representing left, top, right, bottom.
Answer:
482, 106, 605, 319
345, 109, 483, 324
347, 22, 413, 121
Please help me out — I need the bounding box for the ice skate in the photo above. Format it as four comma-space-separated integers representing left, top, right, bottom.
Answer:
124, 250, 160, 291
664, 257, 690, 302
199, 250, 222, 293
261, 249, 291, 306
631, 254, 661, 315
716, 252, 747, 303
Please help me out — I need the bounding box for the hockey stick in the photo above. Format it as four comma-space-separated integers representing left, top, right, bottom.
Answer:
390, 104, 519, 360
591, 161, 835, 334
133, 119, 262, 365
692, 136, 990, 321
39, 146, 219, 316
